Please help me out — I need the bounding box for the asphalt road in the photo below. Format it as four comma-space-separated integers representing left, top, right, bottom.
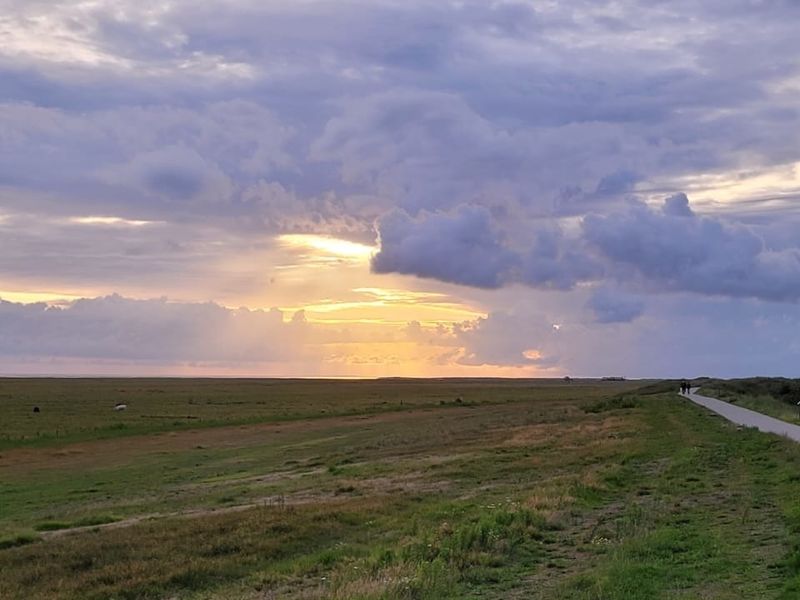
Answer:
682, 388, 800, 442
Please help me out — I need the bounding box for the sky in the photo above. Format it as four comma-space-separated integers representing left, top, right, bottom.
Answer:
2, 0, 800, 378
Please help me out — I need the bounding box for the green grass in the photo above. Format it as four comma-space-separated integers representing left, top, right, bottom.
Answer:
0, 533, 37, 550
583, 394, 640, 413
0, 377, 642, 449
2, 378, 800, 598
33, 515, 120, 532
701, 378, 800, 424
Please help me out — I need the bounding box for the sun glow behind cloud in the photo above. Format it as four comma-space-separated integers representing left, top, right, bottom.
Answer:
283, 286, 484, 324
648, 162, 800, 215
277, 234, 375, 262
268, 239, 485, 325
270, 233, 483, 325
69, 216, 159, 227
0, 12, 130, 67
269, 237, 485, 324
0, 289, 86, 305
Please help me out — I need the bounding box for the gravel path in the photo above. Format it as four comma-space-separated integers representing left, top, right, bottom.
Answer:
682, 388, 800, 442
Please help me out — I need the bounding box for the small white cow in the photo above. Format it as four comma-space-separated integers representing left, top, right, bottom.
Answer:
114, 403, 127, 411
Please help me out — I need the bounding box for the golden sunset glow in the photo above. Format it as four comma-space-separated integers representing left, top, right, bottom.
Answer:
523, 349, 543, 361
69, 216, 158, 227
318, 340, 552, 378
287, 287, 483, 323
0, 289, 86, 304
277, 234, 375, 262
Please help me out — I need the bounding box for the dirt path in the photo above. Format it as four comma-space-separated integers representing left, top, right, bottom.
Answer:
38, 469, 452, 539
38, 492, 344, 539
682, 388, 800, 442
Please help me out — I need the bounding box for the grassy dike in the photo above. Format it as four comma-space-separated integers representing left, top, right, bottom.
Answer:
2, 380, 800, 598
699, 378, 800, 425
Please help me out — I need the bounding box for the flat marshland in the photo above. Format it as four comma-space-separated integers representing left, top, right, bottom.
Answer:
2, 378, 800, 599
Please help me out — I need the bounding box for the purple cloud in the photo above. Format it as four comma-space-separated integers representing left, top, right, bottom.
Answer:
587, 287, 645, 324
0, 295, 309, 363
373, 207, 518, 289
584, 197, 800, 302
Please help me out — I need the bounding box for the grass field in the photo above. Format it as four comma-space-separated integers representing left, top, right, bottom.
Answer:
3, 377, 800, 599
0, 378, 631, 449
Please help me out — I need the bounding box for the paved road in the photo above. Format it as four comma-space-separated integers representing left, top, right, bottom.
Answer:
681, 388, 800, 442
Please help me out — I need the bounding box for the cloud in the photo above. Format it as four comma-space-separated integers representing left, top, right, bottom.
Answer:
102, 145, 234, 203
4, 1, 800, 232
310, 88, 532, 217
0, 100, 293, 213
520, 227, 601, 290
0, 294, 310, 363
429, 292, 800, 377
372, 193, 800, 304
373, 207, 605, 291
595, 170, 639, 196
584, 196, 800, 302
372, 206, 518, 288
662, 193, 694, 217
452, 310, 559, 367
587, 287, 645, 323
